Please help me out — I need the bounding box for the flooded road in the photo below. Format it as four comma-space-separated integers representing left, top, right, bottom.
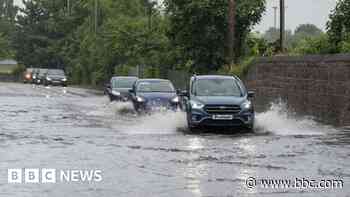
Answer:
0, 83, 349, 197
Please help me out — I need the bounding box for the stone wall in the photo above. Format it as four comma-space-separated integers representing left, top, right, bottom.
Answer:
245, 54, 350, 127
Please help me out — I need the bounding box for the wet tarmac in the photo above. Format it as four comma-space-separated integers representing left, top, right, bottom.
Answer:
0, 83, 349, 197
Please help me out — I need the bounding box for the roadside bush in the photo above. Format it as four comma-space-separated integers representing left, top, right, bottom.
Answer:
11, 63, 25, 76
291, 34, 331, 55
218, 56, 255, 78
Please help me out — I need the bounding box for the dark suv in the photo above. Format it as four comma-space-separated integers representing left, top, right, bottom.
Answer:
183, 75, 255, 131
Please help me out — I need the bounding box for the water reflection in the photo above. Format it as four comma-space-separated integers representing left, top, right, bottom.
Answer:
183, 137, 206, 196
236, 137, 258, 194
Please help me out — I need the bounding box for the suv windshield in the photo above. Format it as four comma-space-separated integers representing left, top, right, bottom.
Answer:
137, 81, 175, 92
193, 78, 242, 97
38, 69, 48, 76
112, 78, 137, 89
48, 69, 65, 76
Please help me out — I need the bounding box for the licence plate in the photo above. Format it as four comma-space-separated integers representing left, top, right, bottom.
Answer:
212, 114, 234, 120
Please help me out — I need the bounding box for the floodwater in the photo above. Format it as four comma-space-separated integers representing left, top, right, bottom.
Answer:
0, 83, 349, 197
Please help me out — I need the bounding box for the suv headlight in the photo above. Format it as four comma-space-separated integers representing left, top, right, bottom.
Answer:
190, 100, 204, 109
112, 90, 121, 96
62, 78, 67, 81
241, 100, 252, 110
46, 77, 51, 81
136, 96, 145, 102
171, 96, 180, 103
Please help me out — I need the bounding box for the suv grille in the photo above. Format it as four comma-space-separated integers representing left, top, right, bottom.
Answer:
204, 105, 241, 115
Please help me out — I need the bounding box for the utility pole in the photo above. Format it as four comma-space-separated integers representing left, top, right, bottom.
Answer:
227, 0, 236, 65
94, 0, 98, 34
280, 0, 285, 52
273, 6, 278, 29
67, 0, 70, 15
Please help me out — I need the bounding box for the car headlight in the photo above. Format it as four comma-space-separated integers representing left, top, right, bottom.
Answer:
136, 96, 145, 102
190, 100, 204, 109
112, 90, 121, 96
46, 77, 51, 81
62, 78, 67, 81
171, 96, 180, 103
241, 100, 252, 110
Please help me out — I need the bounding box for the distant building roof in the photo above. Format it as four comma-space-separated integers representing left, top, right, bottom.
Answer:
0, 59, 18, 65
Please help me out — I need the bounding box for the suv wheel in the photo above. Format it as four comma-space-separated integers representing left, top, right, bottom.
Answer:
187, 115, 200, 132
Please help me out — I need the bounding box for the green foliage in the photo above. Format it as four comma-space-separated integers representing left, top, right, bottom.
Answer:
0, 0, 17, 58
164, 0, 266, 73
11, 63, 25, 76
218, 56, 255, 78
339, 35, 350, 52
245, 32, 273, 57
327, 0, 350, 52
295, 24, 323, 37
0, 33, 13, 58
291, 34, 331, 55
13, 0, 267, 85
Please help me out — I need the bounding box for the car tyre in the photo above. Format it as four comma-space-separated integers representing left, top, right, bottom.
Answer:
187, 114, 200, 133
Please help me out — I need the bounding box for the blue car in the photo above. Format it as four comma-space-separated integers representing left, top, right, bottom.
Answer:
129, 79, 181, 113
182, 75, 255, 131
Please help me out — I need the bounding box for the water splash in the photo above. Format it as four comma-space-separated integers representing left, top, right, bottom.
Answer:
109, 101, 135, 115
105, 99, 336, 135
119, 111, 187, 134
255, 101, 336, 136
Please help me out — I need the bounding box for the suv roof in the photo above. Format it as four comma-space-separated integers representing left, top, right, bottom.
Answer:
112, 76, 138, 80
191, 75, 236, 80
137, 78, 171, 82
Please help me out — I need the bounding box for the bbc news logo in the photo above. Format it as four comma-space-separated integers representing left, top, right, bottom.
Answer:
8, 169, 103, 184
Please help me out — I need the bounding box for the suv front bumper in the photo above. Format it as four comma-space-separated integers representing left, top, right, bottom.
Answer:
188, 108, 254, 128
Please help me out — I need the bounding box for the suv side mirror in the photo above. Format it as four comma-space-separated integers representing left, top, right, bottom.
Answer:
248, 91, 255, 98
129, 89, 135, 94
179, 90, 189, 97
105, 83, 111, 89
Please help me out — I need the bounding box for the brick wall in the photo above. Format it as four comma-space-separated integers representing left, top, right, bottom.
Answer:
245, 54, 350, 127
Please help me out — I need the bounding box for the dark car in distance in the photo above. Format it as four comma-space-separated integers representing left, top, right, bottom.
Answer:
23, 68, 34, 83
43, 69, 68, 87
33, 69, 48, 85
182, 75, 255, 132
31, 68, 39, 84
106, 76, 138, 101
129, 79, 181, 113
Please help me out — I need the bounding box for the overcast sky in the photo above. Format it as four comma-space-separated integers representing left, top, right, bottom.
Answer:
254, 0, 338, 33
14, 0, 338, 33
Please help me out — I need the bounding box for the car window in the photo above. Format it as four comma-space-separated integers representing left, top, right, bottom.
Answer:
48, 69, 65, 76
38, 69, 48, 76
193, 78, 242, 97
137, 81, 175, 92
112, 78, 137, 89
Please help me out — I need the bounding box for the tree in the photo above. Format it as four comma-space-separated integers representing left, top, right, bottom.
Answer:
292, 34, 331, 55
327, 0, 350, 52
164, 0, 266, 73
0, 33, 13, 58
263, 27, 293, 49
295, 24, 323, 37
0, 0, 17, 58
